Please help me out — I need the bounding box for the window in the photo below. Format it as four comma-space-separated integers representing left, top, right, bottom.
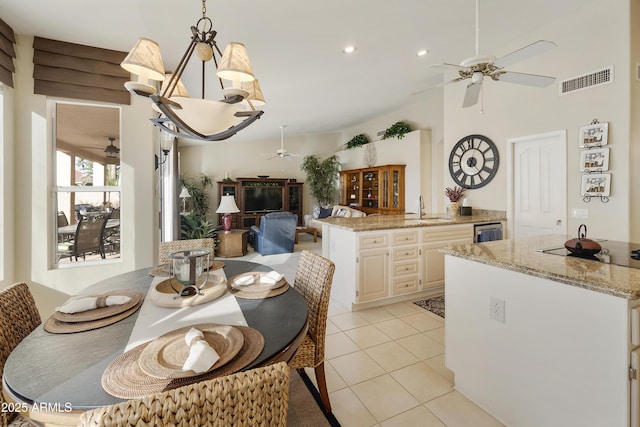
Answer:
54, 102, 121, 264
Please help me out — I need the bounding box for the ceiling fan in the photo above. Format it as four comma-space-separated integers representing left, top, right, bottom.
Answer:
77, 137, 120, 158
265, 125, 302, 160
430, 0, 557, 108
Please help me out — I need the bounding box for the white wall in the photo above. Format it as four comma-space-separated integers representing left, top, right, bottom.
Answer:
0, 86, 14, 285
631, 0, 640, 242
443, 1, 632, 240
179, 132, 341, 217
10, 35, 158, 316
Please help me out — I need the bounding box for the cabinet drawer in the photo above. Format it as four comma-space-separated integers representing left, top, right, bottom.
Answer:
392, 275, 420, 295
391, 246, 419, 261
422, 224, 473, 243
359, 233, 388, 249
392, 231, 419, 246
392, 260, 419, 276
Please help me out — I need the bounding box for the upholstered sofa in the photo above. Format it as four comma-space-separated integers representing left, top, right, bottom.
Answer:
251, 211, 298, 255
304, 205, 366, 236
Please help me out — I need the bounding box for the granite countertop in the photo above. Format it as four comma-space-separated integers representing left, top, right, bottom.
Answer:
441, 234, 640, 300
317, 210, 506, 232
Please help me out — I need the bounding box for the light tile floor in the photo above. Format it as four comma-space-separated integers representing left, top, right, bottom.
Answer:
237, 234, 504, 426
306, 297, 505, 427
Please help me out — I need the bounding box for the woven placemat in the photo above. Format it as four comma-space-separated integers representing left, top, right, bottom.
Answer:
227, 273, 290, 299
149, 261, 225, 277
44, 294, 144, 334
138, 324, 244, 379
101, 324, 264, 399
53, 290, 143, 323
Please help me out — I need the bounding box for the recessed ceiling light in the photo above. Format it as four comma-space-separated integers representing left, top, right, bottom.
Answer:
343, 45, 357, 54
417, 49, 429, 57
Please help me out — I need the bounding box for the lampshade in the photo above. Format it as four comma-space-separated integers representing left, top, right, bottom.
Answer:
216, 195, 240, 214
121, 38, 165, 95
217, 42, 255, 82
241, 79, 265, 107
161, 74, 190, 98
159, 125, 175, 154
179, 187, 191, 199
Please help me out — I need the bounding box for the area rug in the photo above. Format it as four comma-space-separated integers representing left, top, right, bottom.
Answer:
413, 295, 445, 318
288, 370, 341, 427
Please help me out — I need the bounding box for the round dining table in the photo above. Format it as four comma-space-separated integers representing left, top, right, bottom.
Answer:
2, 260, 308, 426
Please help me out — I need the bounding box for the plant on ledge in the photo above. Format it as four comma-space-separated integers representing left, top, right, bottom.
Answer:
300, 155, 341, 207
346, 133, 369, 149
382, 120, 411, 140
445, 186, 465, 202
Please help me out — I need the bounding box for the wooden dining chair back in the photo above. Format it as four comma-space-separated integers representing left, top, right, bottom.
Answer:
78, 362, 291, 427
57, 211, 69, 227
158, 238, 215, 265
0, 283, 41, 427
288, 250, 335, 413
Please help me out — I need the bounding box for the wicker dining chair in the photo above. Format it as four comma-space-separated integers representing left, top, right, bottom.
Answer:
0, 283, 42, 427
78, 362, 291, 427
158, 238, 215, 265
288, 250, 336, 413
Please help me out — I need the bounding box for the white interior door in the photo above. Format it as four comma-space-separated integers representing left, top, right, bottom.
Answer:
509, 131, 567, 238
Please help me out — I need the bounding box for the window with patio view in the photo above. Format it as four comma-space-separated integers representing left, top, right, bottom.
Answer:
54, 102, 121, 264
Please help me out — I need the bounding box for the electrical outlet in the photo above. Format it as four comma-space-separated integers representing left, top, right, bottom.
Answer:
490, 297, 505, 323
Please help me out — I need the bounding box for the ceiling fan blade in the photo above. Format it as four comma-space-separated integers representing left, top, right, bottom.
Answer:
462, 82, 482, 108
410, 76, 467, 96
429, 63, 470, 72
492, 40, 557, 69
494, 70, 556, 87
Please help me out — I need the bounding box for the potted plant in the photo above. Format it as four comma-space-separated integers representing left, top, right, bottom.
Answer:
179, 174, 213, 217
300, 155, 341, 207
346, 133, 369, 149
382, 120, 411, 140
445, 186, 465, 217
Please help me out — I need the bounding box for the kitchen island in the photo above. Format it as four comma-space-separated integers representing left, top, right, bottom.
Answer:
319, 211, 505, 310
442, 235, 640, 427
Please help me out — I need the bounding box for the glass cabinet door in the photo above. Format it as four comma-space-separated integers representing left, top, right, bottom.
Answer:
392, 169, 399, 209
363, 170, 379, 209
381, 169, 389, 209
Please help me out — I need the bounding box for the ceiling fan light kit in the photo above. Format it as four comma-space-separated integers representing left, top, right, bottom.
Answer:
430, 0, 557, 108
121, 0, 264, 141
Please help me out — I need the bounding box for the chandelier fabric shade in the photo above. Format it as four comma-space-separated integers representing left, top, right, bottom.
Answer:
120, 0, 264, 142
217, 42, 255, 82
121, 38, 165, 95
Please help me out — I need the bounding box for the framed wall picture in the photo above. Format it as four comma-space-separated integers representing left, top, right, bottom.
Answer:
581, 173, 611, 197
579, 122, 608, 147
579, 147, 609, 172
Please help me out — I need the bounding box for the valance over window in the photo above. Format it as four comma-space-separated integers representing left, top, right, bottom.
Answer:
0, 18, 16, 88
33, 37, 130, 105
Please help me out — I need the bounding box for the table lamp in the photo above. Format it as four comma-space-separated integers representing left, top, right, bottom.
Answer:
216, 195, 240, 233
179, 187, 191, 213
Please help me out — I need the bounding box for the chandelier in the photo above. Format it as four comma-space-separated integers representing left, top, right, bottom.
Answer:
120, 0, 264, 141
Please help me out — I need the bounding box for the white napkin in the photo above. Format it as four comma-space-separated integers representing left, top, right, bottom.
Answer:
261, 271, 284, 284
233, 275, 255, 286
182, 327, 220, 373
57, 295, 131, 314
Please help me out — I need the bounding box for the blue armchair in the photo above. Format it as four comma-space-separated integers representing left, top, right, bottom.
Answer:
251, 212, 298, 255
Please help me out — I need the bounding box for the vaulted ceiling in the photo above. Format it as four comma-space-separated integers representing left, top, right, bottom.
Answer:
2, 0, 599, 142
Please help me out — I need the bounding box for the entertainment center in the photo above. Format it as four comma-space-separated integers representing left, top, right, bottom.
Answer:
217, 178, 303, 229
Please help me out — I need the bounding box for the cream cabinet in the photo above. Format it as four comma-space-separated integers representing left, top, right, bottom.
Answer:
329, 223, 477, 309
421, 224, 473, 290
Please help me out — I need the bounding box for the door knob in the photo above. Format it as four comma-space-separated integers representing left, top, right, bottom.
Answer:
556, 219, 562, 225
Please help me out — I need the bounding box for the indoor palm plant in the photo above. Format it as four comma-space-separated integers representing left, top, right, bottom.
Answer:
300, 155, 341, 207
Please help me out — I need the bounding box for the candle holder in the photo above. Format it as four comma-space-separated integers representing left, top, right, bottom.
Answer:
168, 248, 212, 298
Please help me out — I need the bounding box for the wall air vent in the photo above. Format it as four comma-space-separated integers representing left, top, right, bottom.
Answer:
559, 66, 614, 95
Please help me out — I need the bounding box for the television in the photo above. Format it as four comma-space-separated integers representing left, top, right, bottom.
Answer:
244, 187, 283, 213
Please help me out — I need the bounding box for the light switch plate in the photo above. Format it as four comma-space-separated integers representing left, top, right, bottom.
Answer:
572, 208, 588, 219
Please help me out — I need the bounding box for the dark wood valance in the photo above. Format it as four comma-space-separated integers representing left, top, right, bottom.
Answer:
0, 17, 16, 88
33, 36, 130, 105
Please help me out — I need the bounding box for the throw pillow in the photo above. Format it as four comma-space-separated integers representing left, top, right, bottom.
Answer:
318, 207, 333, 219
334, 208, 349, 217
312, 205, 321, 219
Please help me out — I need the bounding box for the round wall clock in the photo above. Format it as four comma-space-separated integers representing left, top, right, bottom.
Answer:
448, 134, 499, 189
